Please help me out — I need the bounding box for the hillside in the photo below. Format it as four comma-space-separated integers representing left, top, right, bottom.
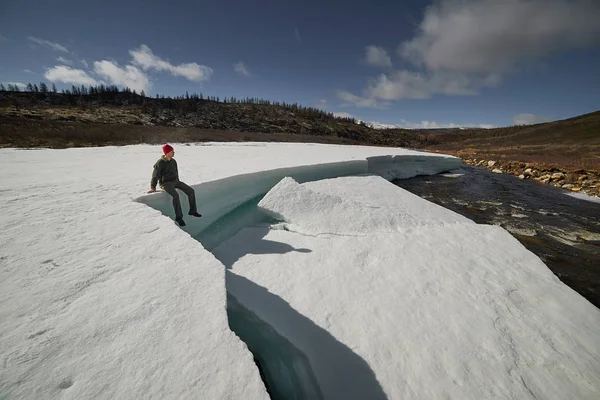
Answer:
0, 90, 373, 142
3, 90, 597, 159
0, 90, 444, 149
415, 110, 600, 170
0, 89, 598, 196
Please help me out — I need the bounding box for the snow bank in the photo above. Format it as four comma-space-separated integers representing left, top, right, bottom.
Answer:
567, 191, 600, 204
216, 175, 600, 400
0, 164, 267, 398
366, 154, 458, 180
0, 143, 458, 399
136, 152, 459, 244
258, 175, 472, 235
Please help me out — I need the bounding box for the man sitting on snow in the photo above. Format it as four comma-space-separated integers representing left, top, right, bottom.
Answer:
147, 144, 202, 226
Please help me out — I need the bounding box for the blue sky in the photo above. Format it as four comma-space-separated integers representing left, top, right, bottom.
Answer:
1, 0, 600, 128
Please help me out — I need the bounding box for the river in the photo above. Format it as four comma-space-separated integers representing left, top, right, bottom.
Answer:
394, 165, 600, 309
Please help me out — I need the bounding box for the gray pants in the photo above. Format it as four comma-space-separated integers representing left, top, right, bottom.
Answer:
162, 181, 198, 220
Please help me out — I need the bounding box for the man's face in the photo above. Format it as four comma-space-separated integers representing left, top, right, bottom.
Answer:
167, 150, 174, 157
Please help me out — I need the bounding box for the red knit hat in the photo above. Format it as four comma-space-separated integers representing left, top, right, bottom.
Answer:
162, 144, 174, 154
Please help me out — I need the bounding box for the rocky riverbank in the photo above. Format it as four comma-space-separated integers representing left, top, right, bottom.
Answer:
461, 158, 600, 198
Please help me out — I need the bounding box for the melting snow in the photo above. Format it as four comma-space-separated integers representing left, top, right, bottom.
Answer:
218, 175, 600, 399
1, 143, 598, 399
0, 143, 456, 399
567, 191, 600, 204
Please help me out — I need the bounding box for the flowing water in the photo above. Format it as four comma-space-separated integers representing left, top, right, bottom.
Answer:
394, 166, 600, 309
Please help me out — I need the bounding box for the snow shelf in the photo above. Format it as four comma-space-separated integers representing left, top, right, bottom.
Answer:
214, 175, 600, 400
0, 143, 458, 399
136, 152, 459, 248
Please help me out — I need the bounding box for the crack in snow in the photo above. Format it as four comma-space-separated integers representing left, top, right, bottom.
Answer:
271, 223, 367, 238
521, 376, 539, 400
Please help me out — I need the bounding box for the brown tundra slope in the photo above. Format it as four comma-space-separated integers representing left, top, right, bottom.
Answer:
412, 110, 600, 197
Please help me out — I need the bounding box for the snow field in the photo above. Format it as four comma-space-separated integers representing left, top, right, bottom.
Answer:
0, 143, 457, 399
216, 174, 600, 399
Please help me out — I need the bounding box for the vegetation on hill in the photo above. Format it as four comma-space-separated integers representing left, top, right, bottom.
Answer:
0, 84, 598, 196
0, 84, 436, 148
0, 83, 363, 130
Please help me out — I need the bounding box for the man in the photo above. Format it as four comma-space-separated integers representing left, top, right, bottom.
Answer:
148, 144, 202, 226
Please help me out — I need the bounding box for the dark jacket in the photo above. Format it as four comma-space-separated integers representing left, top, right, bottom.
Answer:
151, 157, 179, 189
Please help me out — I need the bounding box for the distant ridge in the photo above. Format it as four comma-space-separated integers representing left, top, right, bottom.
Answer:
0, 90, 598, 172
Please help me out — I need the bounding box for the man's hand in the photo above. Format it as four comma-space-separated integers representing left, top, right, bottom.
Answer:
147, 188, 157, 193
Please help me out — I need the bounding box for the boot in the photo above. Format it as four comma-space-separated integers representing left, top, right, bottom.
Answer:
188, 211, 202, 217
176, 218, 186, 226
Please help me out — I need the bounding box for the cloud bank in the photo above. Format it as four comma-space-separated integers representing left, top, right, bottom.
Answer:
130, 45, 213, 82
513, 113, 553, 125
42, 45, 213, 93
28, 36, 69, 53
44, 66, 98, 86
340, 0, 600, 106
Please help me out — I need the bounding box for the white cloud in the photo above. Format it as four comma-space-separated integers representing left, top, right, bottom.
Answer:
6, 82, 27, 90
44, 66, 98, 85
513, 113, 553, 125
340, 69, 496, 103
339, 0, 600, 107
130, 44, 213, 82
56, 56, 73, 65
28, 36, 69, 53
405, 120, 461, 129
36, 45, 211, 93
365, 70, 495, 100
367, 71, 429, 100
316, 99, 328, 109
233, 61, 250, 76
368, 119, 494, 130
24, 69, 35, 74
336, 90, 390, 108
365, 46, 392, 68
93, 60, 151, 93
400, 0, 600, 74
405, 120, 494, 129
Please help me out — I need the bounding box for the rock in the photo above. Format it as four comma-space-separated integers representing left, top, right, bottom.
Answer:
518, 174, 525, 179
571, 187, 581, 192
540, 178, 550, 184
488, 161, 496, 167
492, 168, 503, 174
562, 184, 574, 190
579, 175, 588, 181
551, 172, 565, 180
539, 174, 551, 180
524, 168, 533, 174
